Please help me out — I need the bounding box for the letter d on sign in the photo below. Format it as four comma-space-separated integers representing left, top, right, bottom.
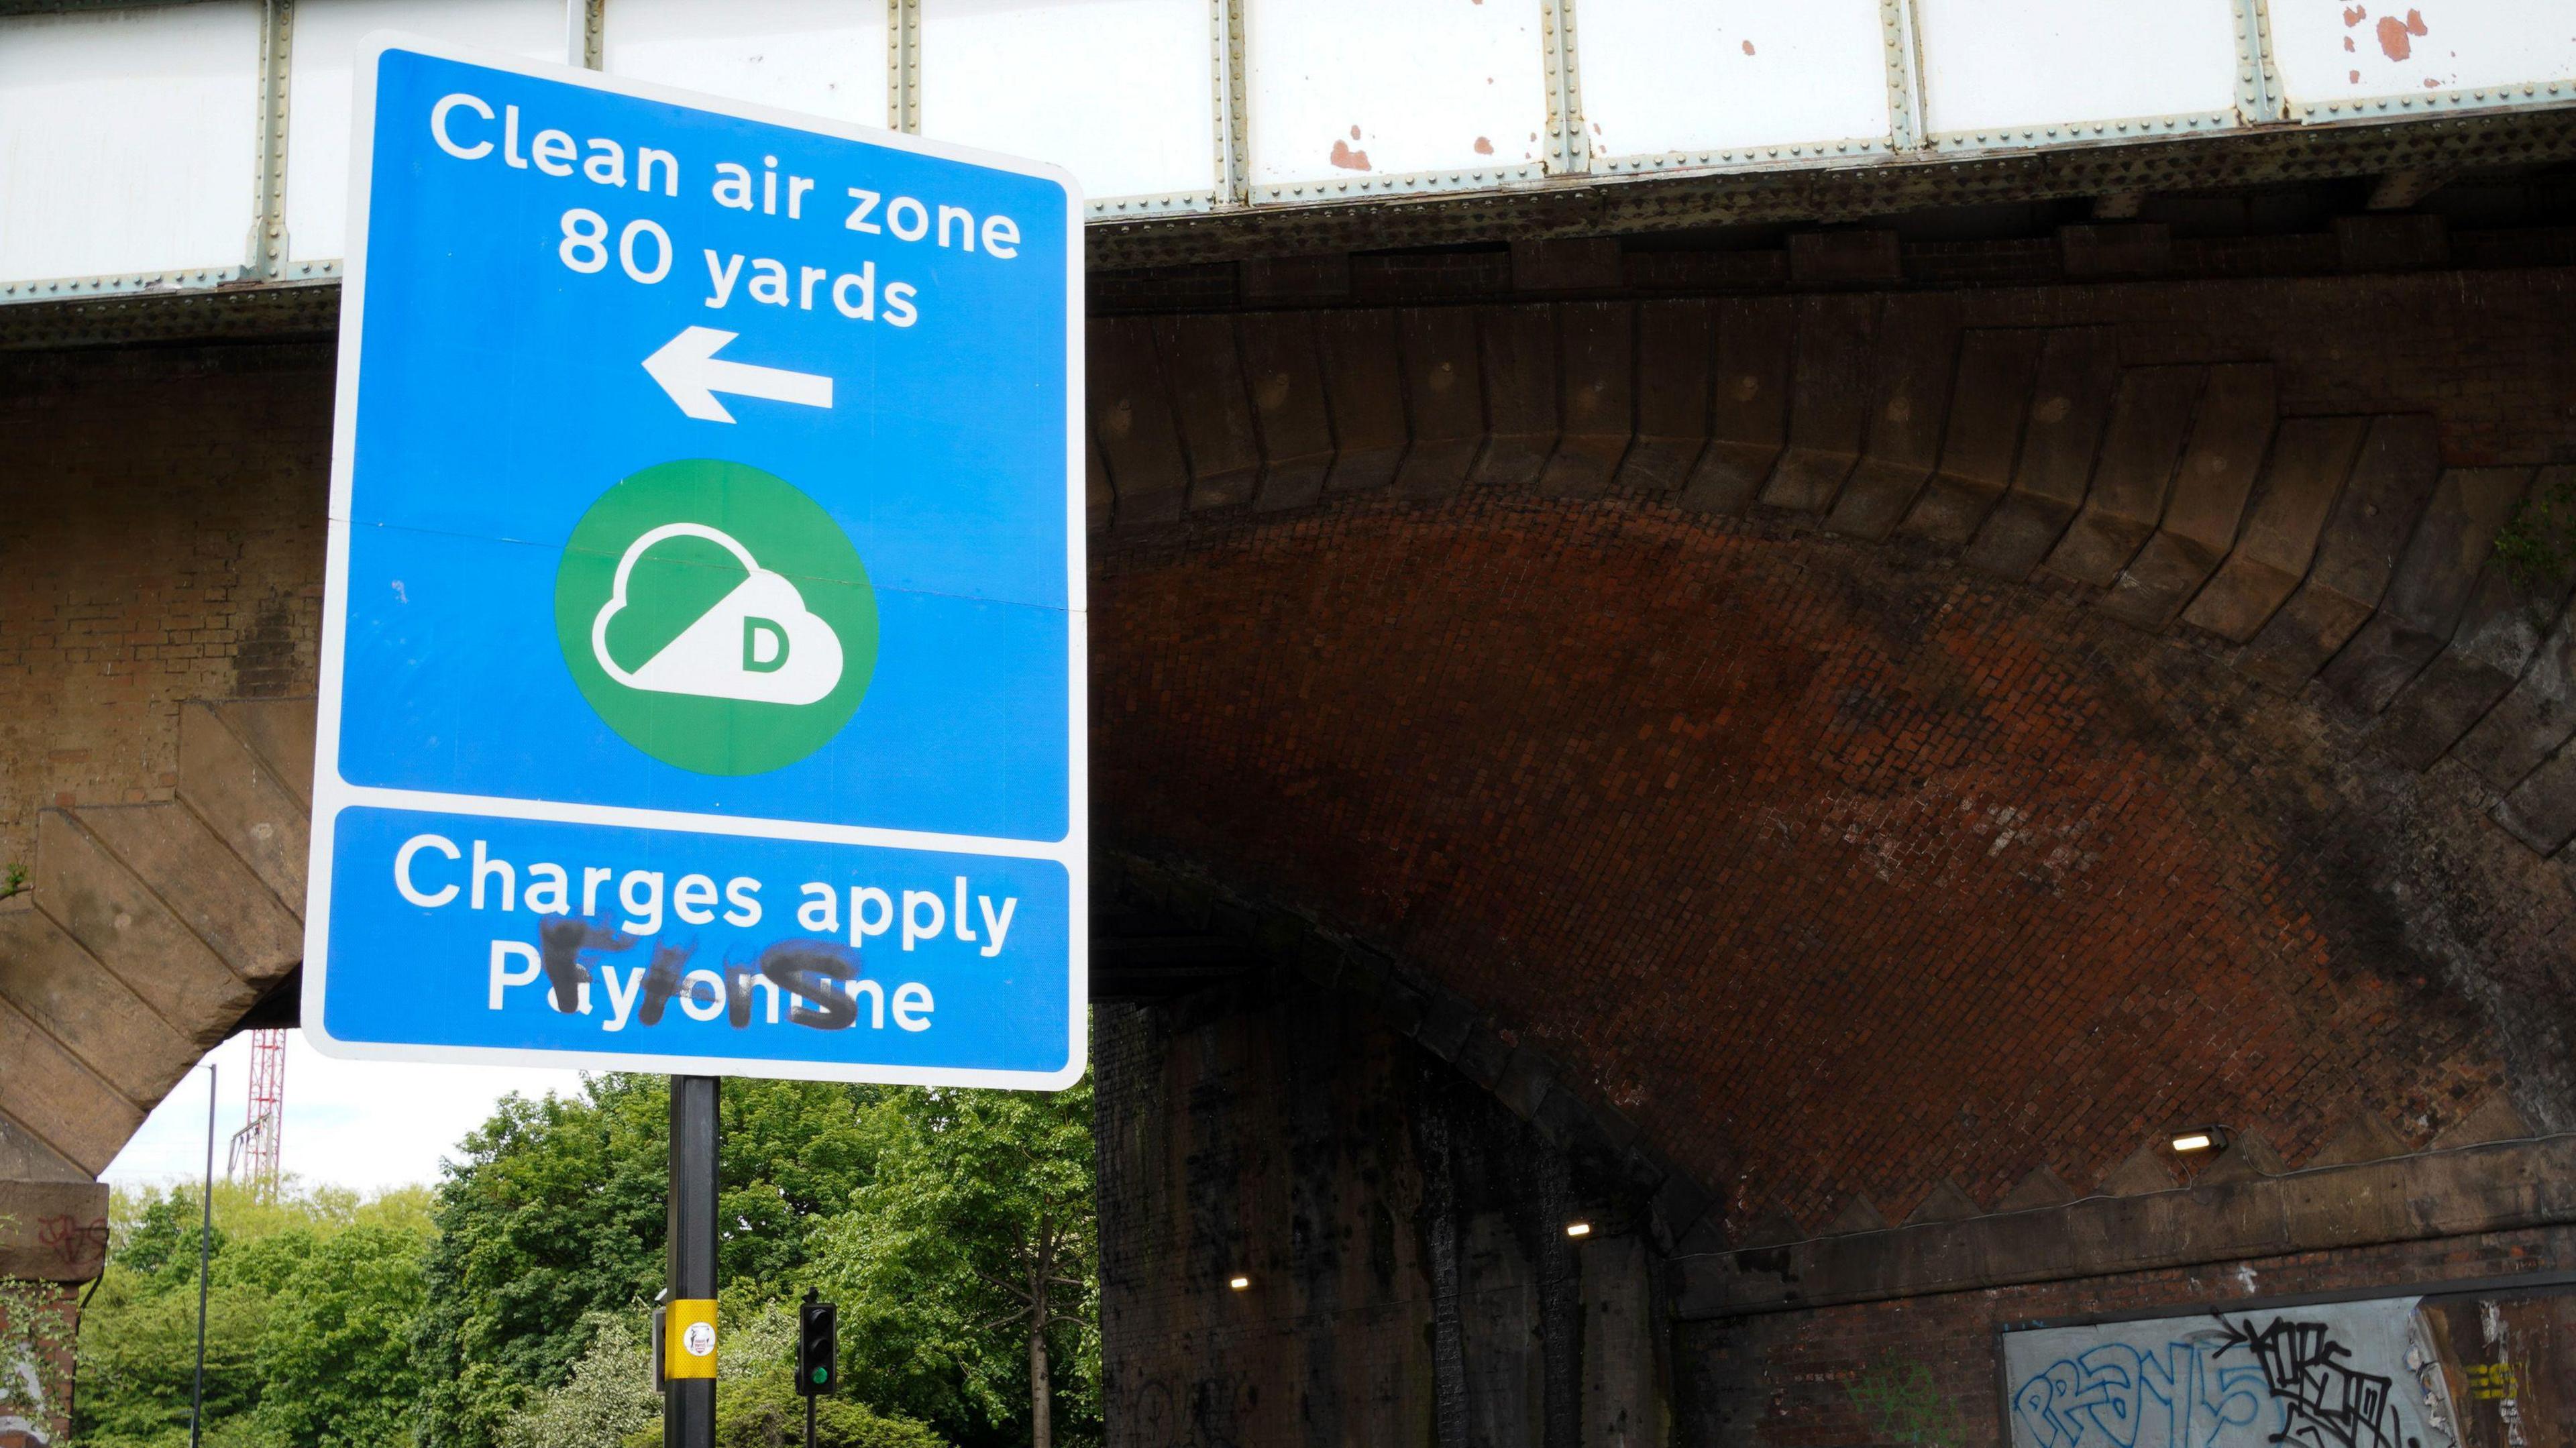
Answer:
743, 616, 789, 673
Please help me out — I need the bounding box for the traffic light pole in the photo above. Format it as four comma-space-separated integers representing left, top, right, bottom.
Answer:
665, 1075, 720, 1448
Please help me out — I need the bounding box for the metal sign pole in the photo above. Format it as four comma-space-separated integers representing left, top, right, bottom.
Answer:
189, 1062, 215, 1448
664, 1075, 720, 1448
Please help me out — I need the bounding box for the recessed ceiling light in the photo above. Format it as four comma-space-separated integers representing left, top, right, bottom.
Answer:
1564, 1221, 1593, 1239
1227, 1274, 1250, 1291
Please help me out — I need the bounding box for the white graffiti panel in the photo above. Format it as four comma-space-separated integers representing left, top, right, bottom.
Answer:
2005, 1301, 2463, 1448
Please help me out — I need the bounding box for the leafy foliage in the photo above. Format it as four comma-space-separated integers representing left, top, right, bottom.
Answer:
78, 1070, 1095, 1448
74, 1182, 435, 1448
811, 1084, 1097, 1447
2494, 468, 2576, 590
498, 1314, 658, 1448
411, 1075, 895, 1448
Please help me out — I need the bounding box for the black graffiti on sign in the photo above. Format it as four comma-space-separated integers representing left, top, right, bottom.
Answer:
2214, 1316, 2417, 1448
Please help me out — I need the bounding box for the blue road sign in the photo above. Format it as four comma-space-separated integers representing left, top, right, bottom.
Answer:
304, 36, 1084, 1088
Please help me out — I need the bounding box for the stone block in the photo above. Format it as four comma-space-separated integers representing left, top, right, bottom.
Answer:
0, 1179, 110, 1282
1471, 304, 1560, 489
1582, 1097, 1642, 1157
178, 700, 309, 905
1966, 326, 2123, 578
1317, 309, 1409, 494
1821, 1196, 1888, 1235
1649, 1170, 1715, 1249
1759, 294, 1877, 514
2430, 1093, 2530, 1148
1539, 302, 1632, 497
1530, 1083, 1593, 1150
0, 991, 144, 1176
1413, 990, 1476, 1062
2378, 482, 2576, 770
2098, 363, 2275, 628
2457, 594, 2576, 789
2190, 1129, 2288, 1186
1395, 307, 1483, 500
1900, 328, 2047, 545
1453, 1024, 1509, 1089
2239, 414, 2441, 690
0, 909, 195, 1106
1825, 294, 1961, 541
2321, 467, 2531, 715
1236, 311, 1335, 512
0, 1116, 85, 1184
1615, 300, 1711, 494
2096, 1144, 2176, 1195
1085, 317, 1188, 523
34, 810, 256, 1046
1901, 1180, 1981, 1225
1153, 315, 1261, 511
2182, 416, 2370, 641
1993, 1166, 2079, 1211
1493, 1047, 1554, 1121
72, 805, 302, 985
1679, 296, 1791, 516
219, 698, 315, 807
2495, 748, 2576, 853
1377, 977, 1426, 1036
1510, 236, 1621, 292
2044, 366, 2206, 585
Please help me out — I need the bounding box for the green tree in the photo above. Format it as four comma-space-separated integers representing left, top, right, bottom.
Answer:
74, 1182, 435, 1448
498, 1313, 657, 1448
413, 1075, 891, 1448
811, 1083, 1097, 1448
254, 1224, 431, 1448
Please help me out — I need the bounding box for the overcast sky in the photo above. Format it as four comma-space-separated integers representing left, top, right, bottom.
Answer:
104, 1031, 588, 1195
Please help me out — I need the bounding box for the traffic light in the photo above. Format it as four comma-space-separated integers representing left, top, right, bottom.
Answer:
797, 1288, 838, 1397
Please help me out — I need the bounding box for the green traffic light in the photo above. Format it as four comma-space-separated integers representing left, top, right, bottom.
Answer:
812, 1368, 828, 1384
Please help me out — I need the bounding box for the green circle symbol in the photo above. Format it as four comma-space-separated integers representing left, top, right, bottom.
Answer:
554, 459, 879, 775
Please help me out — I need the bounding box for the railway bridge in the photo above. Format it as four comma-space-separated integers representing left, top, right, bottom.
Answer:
7, 1, 2576, 1444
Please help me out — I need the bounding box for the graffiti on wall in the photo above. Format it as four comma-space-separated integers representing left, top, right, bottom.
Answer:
2005, 1286, 2573, 1448
1849, 1355, 1968, 1448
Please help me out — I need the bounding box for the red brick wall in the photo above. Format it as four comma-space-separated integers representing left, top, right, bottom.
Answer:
1680, 1225, 2576, 1448
4, 270, 2572, 1243
1091, 491, 2569, 1236
0, 344, 331, 873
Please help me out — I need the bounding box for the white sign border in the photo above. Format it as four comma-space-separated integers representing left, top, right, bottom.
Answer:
302, 32, 1088, 1092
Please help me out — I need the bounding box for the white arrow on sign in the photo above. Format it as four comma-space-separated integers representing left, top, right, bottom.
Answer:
643, 326, 835, 424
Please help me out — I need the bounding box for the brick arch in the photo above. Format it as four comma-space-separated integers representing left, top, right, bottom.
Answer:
1081, 288, 2576, 1241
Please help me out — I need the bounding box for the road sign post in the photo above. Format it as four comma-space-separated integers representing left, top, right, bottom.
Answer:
309, 39, 1083, 1448
303, 36, 1086, 1087
663, 1077, 719, 1448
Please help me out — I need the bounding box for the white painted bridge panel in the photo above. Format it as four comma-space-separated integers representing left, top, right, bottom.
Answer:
1579, 0, 1894, 164
2269, 0, 2576, 115
1915, 0, 2245, 138
921, 0, 1216, 203
3, 0, 2575, 296
0, 3, 260, 286
605, 0, 887, 131
1244, 0, 1552, 194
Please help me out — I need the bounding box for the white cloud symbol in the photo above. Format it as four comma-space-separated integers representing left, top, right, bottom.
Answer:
591, 523, 845, 706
